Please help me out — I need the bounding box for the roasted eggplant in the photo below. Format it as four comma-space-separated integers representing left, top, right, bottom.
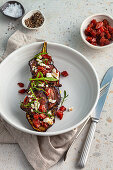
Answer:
20, 42, 61, 132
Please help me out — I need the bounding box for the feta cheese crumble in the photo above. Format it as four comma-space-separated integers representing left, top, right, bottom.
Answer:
48, 110, 52, 115
48, 99, 56, 103
38, 55, 42, 59
29, 99, 32, 102
36, 58, 50, 68
46, 71, 59, 80
43, 117, 53, 125
32, 66, 37, 72
52, 72, 59, 79
38, 83, 44, 87
39, 62, 50, 68
46, 73, 53, 78
31, 101, 40, 111
31, 109, 33, 112
52, 68, 56, 73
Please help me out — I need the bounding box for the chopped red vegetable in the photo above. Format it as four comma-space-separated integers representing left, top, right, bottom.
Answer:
33, 114, 39, 120
39, 105, 47, 112
18, 89, 26, 94
17, 82, 24, 87
43, 122, 49, 128
61, 71, 68, 77
56, 110, 63, 120
59, 106, 66, 112
85, 19, 113, 46
39, 114, 46, 119
33, 119, 40, 128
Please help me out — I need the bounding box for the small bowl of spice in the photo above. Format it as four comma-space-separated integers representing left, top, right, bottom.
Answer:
80, 13, 113, 49
0, 1, 25, 19
22, 10, 44, 30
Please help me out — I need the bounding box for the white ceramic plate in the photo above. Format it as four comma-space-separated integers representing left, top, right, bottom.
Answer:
0, 42, 99, 136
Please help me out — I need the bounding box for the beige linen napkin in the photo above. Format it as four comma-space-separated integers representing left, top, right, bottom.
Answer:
0, 30, 77, 170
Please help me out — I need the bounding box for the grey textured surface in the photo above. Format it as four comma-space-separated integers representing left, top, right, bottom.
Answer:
0, 0, 113, 170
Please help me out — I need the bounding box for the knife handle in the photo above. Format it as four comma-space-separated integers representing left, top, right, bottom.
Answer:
78, 120, 97, 168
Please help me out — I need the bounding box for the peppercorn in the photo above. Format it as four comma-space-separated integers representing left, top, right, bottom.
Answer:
25, 11, 44, 28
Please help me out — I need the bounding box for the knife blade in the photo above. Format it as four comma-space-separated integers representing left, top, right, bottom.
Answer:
93, 67, 113, 121
78, 66, 113, 168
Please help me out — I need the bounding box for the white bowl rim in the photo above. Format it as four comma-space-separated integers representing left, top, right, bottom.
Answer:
0, 42, 100, 136
80, 13, 113, 49
22, 9, 44, 30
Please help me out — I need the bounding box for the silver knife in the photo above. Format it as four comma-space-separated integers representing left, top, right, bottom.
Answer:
78, 66, 113, 168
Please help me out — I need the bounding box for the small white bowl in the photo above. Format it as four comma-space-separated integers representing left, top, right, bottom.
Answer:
80, 13, 113, 49
22, 9, 44, 30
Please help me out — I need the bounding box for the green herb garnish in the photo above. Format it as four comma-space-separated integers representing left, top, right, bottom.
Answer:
21, 100, 34, 108
37, 72, 40, 78
38, 81, 43, 85
29, 77, 57, 82
29, 87, 38, 102
39, 72, 43, 78
47, 114, 51, 118
61, 90, 69, 106
33, 110, 44, 114
31, 52, 48, 60
22, 97, 43, 108
42, 58, 48, 64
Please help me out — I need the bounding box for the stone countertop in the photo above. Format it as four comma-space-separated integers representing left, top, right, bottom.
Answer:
0, 0, 113, 170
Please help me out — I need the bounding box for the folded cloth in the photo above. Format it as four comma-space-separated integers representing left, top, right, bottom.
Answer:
0, 30, 77, 170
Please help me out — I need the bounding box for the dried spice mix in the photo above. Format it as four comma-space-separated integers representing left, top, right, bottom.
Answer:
25, 11, 44, 28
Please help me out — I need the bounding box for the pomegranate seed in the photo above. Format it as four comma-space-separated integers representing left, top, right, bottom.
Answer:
18, 89, 26, 94
61, 71, 68, 77
59, 106, 66, 112
17, 82, 24, 87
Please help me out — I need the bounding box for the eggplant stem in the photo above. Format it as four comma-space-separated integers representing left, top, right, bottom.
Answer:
42, 42, 47, 53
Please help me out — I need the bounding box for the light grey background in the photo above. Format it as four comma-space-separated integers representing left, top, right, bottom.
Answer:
0, 0, 113, 170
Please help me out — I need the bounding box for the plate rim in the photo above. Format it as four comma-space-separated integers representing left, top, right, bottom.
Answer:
0, 41, 100, 136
